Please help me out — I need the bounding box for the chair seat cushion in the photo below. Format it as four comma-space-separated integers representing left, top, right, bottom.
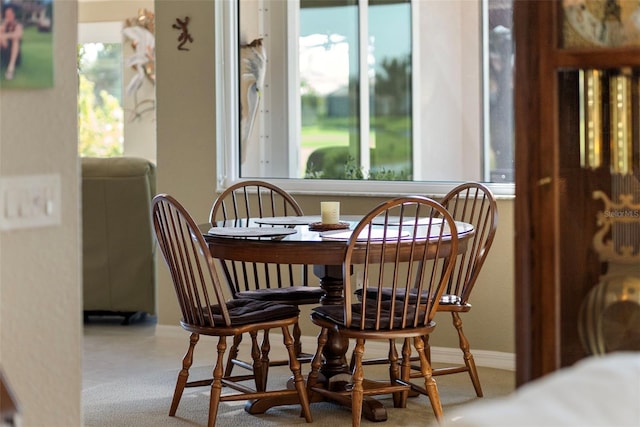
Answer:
236, 286, 325, 304
312, 301, 428, 330
204, 298, 300, 326
354, 288, 462, 305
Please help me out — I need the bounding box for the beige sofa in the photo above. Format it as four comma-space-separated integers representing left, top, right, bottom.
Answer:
81, 157, 156, 323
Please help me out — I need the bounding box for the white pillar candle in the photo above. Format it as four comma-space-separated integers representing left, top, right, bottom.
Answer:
321, 201, 340, 224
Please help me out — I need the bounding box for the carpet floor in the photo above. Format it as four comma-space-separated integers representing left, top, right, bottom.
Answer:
82, 315, 515, 427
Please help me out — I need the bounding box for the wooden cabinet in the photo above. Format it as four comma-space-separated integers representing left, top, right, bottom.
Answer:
514, 0, 640, 386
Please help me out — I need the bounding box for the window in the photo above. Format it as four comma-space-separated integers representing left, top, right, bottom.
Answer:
216, 0, 514, 196
78, 16, 156, 162
78, 22, 124, 157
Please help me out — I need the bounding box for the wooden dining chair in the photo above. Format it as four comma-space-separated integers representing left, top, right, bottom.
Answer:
209, 180, 325, 377
356, 182, 498, 397
426, 181, 498, 396
306, 196, 460, 426
151, 194, 312, 427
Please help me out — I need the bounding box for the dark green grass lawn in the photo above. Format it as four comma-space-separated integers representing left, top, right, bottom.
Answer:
0, 26, 53, 88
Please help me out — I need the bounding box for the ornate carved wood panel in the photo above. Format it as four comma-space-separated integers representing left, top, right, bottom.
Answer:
515, 0, 640, 386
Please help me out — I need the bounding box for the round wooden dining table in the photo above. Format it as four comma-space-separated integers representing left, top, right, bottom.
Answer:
202, 215, 475, 421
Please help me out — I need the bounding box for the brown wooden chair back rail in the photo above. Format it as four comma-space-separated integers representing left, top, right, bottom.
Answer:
152, 194, 312, 427
440, 182, 498, 305
356, 182, 498, 397
306, 196, 459, 426
209, 179, 303, 222
426, 182, 498, 396
209, 180, 309, 296
210, 180, 303, 223
209, 180, 324, 377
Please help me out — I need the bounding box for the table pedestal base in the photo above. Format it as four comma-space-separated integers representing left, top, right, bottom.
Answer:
244, 373, 388, 422
312, 373, 389, 422
241, 264, 392, 421
244, 390, 324, 415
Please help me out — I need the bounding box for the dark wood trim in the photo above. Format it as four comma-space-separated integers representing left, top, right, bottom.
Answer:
514, 0, 627, 386
514, 0, 562, 386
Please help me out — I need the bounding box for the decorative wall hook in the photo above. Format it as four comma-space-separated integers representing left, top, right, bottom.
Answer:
172, 17, 193, 51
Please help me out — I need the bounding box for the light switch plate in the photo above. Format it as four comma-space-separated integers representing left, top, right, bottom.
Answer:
0, 174, 61, 231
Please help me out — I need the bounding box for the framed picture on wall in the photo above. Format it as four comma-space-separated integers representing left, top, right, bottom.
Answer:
0, 0, 53, 89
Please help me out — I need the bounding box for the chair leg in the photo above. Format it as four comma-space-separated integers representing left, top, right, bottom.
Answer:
389, 339, 403, 408
351, 338, 365, 427
394, 338, 412, 409
248, 330, 267, 392
414, 336, 443, 422
349, 344, 356, 372
292, 321, 313, 362
293, 321, 303, 356
307, 327, 328, 396
170, 333, 199, 416
259, 329, 272, 390
281, 325, 313, 423
424, 333, 431, 363
224, 334, 242, 377
208, 336, 227, 427
452, 312, 483, 397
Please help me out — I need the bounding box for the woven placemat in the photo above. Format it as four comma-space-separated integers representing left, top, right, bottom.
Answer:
308, 221, 350, 231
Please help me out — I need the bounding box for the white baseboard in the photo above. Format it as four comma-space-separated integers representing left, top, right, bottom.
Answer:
429, 346, 515, 371
156, 325, 515, 372
298, 336, 515, 372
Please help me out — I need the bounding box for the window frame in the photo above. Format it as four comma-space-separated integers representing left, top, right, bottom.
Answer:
215, 0, 515, 198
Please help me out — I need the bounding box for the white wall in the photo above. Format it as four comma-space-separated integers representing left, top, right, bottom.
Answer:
0, 1, 82, 426
154, 0, 218, 326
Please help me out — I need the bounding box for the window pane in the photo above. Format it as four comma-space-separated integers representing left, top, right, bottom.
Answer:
300, 0, 359, 179
487, 0, 514, 182
369, 0, 412, 180
78, 42, 124, 157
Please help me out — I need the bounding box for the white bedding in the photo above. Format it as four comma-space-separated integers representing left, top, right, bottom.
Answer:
439, 352, 640, 427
